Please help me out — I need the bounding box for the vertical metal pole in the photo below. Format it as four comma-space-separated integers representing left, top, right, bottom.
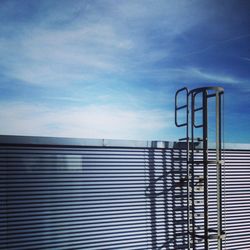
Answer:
216, 92, 223, 250
191, 93, 196, 249
186, 91, 190, 250
203, 90, 209, 250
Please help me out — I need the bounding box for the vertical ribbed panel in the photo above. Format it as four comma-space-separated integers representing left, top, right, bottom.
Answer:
0, 139, 249, 250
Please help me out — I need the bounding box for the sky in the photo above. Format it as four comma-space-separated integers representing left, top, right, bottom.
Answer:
0, 0, 249, 143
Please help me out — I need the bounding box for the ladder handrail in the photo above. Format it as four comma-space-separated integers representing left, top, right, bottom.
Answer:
189, 86, 224, 95
175, 87, 189, 127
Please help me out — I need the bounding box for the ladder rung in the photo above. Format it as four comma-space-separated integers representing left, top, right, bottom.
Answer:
178, 122, 188, 127
194, 124, 203, 128
179, 137, 188, 141
190, 138, 203, 142
192, 232, 225, 240
193, 234, 216, 240
207, 93, 216, 98
176, 104, 188, 110
188, 160, 224, 164
179, 137, 203, 142
194, 107, 203, 112
195, 137, 203, 141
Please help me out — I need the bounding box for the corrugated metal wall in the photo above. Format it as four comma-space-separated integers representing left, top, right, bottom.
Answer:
222, 149, 250, 249
0, 136, 249, 250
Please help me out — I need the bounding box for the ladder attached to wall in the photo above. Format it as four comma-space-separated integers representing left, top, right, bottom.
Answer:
175, 87, 225, 250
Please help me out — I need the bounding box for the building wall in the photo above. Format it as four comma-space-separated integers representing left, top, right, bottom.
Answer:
0, 136, 249, 249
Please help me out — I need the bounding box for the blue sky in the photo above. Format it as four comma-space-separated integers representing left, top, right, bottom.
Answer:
0, 0, 249, 142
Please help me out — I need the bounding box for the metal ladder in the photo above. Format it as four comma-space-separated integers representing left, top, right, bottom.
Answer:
175, 87, 225, 250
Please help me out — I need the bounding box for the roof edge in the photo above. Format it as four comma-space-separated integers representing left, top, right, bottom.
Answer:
0, 135, 249, 150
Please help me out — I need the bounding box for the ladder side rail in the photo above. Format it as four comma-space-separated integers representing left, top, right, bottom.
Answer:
175, 87, 191, 249
186, 91, 190, 250
216, 91, 223, 250
190, 92, 196, 249
202, 90, 209, 250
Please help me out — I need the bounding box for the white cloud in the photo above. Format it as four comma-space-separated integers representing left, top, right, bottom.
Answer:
0, 102, 174, 140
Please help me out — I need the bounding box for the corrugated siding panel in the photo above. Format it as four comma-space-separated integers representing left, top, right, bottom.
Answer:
0, 142, 250, 250
222, 150, 250, 249
0, 146, 152, 250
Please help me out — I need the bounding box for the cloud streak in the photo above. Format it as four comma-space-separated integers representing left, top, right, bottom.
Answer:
186, 68, 245, 85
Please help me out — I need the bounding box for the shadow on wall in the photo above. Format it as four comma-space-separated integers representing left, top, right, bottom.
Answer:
145, 148, 188, 250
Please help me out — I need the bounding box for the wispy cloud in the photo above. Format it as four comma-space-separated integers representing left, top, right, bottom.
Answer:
183, 33, 250, 57
186, 68, 244, 85
0, 102, 174, 140
135, 67, 246, 86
